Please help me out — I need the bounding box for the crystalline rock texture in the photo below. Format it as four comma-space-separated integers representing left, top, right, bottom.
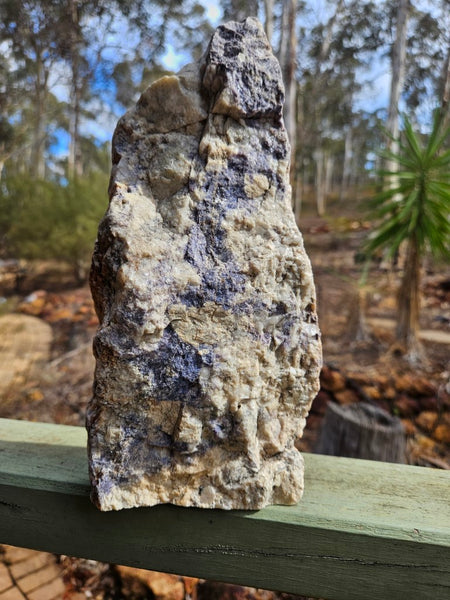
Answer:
87, 17, 322, 511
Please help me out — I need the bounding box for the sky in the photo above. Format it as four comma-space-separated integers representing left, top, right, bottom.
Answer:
204, 1, 221, 26
162, 3, 221, 71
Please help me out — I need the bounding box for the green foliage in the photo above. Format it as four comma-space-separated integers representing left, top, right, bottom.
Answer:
0, 172, 108, 280
363, 111, 450, 262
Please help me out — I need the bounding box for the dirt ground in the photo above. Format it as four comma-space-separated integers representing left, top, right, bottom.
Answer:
0, 213, 449, 599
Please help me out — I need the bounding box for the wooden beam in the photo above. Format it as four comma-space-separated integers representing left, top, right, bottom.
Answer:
0, 418, 449, 599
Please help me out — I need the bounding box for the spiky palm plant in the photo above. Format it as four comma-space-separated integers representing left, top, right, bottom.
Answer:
364, 111, 450, 362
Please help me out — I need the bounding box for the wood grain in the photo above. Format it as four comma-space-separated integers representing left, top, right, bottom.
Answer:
0, 418, 449, 599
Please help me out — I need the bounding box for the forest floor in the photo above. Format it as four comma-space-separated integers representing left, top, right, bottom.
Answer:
0, 211, 449, 600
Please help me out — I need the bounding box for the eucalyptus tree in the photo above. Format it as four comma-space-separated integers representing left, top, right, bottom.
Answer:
383, 0, 450, 183
403, 0, 450, 121
278, 0, 298, 188
0, 0, 64, 177
0, 53, 24, 177
386, 0, 410, 160
296, 0, 385, 212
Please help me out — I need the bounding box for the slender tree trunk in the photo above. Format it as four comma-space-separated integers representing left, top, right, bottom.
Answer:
386, 0, 410, 185
301, 164, 308, 209
68, 84, 83, 178
314, 148, 325, 216
31, 80, 44, 178
68, 0, 83, 179
349, 139, 360, 190
440, 43, 450, 127
30, 51, 47, 179
278, 0, 297, 200
278, 1, 288, 67
345, 286, 371, 344
263, 0, 274, 46
340, 126, 352, 201
294, 83, 305, 219
294, 176, 302, 222
309, 0, 344, 209
278, 0, 297, 149
396, 237, 422, 362
324, 154, 334, 196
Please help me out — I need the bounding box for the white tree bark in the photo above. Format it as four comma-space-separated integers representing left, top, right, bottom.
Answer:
68, 0, 84, 179
314, 148, 325, 216
440, 42, 450, 126
340, 126, 353, 201
263, 0, 274, 47
312, 0, 344, 212
386, 0, 410, 183
325, 154, 334, 196
30, 51, 48, 179
278, 0, 297, 176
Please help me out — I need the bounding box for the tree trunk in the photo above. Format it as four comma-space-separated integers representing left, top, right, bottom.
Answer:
68, 0, 83, 179
294, 82, 304, 220
309, 0, 344, 209
345, 286, 371, 344
386, 0, 410, 185
30, 50, 47, 179
340, 126, 352, 201
349, 139, 360, 190
278, 0, 297, 172
294, 176, 302, 222
314, 148, 325, 216
263, 0, 274, 47
315, 402, 406, 463
68, 83, 83, 178
396, 237, 422, 362
278, 1, 288, 67
440, 42, 450, 127
324, 154, 334, 196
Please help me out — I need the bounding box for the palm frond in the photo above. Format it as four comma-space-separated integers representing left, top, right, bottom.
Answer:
402, 116, 423, 163
363, 110, 450, 264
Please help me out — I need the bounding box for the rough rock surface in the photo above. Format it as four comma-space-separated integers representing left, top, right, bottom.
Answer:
87, 17, 322, 511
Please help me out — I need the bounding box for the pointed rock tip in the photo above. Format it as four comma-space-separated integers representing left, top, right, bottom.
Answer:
203, 16, 285, 120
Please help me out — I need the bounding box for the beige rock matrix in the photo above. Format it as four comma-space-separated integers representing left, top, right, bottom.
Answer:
87, 17, 322, 511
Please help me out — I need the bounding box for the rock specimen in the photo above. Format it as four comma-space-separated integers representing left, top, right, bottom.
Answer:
87, 17, 322, 511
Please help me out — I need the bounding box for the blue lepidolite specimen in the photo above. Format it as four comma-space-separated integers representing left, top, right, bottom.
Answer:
87, 17, 322, 511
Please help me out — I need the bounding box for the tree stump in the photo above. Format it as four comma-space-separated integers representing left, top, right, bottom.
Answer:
315, 401, 406, 463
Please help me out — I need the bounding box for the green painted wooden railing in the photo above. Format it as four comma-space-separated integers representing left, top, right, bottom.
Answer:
0, 417, 449, 600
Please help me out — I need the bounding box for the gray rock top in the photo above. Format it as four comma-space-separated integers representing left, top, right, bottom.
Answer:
87, 17, 322, 511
